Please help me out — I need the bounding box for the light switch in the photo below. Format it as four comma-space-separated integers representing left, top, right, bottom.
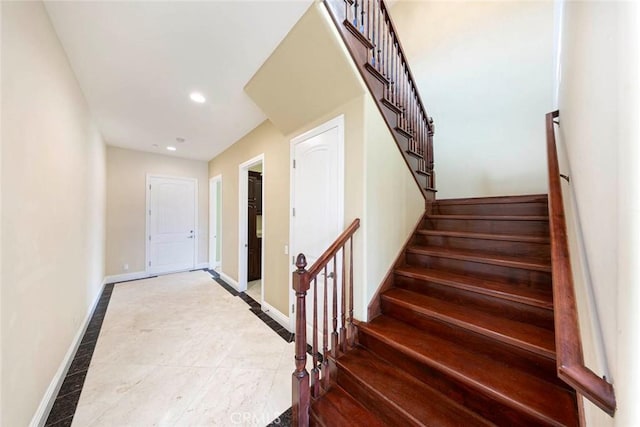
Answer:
284, 245, 289, 255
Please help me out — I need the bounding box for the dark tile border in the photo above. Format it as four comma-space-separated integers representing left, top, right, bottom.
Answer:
206, 270, 297, 426
46, 271, 295, 426
267, 407, 292, 426
206, 270, 295, 343
44, 282, 115, 426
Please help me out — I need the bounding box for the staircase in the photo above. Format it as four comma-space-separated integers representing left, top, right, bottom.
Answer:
309, 195, 580, 426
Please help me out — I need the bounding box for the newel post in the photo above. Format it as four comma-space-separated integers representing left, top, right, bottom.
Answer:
292, 254, 310, 427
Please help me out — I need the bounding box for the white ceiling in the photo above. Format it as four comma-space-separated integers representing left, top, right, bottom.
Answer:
44, 0, 313, 161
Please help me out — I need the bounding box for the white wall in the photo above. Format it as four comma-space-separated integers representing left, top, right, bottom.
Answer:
106, 146, 209, 277
555, 1, 640, 424
390, 1, 554, 199
1, 2, 107, 425
363, 96, 425, 314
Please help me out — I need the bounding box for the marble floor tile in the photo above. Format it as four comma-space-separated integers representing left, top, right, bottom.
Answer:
73, 271, 295, 426
246, 280, 262, 303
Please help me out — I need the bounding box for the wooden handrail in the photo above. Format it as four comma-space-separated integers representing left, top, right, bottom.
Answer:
323, 0, 436, 199
307, 219, 360, 277
292, 218, 361, 426
377, 0, 431, 135
546, 110, 616, 416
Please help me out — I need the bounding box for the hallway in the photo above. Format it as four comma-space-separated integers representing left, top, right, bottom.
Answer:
52, 271, 294, 426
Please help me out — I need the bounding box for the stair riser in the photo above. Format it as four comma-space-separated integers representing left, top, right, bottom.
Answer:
405, 252, 552, 289
433, 202, 548, 216
413, 234, 551, 259
393, 274, 554, 330
358, 330, 554, 426
335, 364, 420, 427
309, 413, 327, 427
379, 300, 567, 389
424, 218, 549, 236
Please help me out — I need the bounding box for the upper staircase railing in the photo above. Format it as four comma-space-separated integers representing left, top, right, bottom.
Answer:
324, 0, 436, 200
292, 219, 360, 426
546, 110, 616, 416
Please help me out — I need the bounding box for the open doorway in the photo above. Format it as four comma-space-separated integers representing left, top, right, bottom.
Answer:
209, 175, 222, 271
238, 154, 265, 303
246, 166, 263, 302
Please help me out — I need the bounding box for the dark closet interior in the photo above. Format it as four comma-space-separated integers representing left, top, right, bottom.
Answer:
247, 170, 262, 281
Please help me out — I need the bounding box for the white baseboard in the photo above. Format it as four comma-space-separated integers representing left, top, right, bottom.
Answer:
106, 264, 209, 284
104, 270, 150, 284
30, 278, 107, 427
262, 301, 291, 332
218, 270, 239, 291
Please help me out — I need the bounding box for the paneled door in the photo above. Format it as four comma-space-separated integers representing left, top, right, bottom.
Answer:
147, 176, 197, 275
291, 115, 344, 339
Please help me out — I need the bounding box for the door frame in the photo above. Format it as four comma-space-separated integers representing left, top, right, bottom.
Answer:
288, 115, 345, 331
209, 174, 222, 271
238, 154, 265, 294
145, 174, 198, 275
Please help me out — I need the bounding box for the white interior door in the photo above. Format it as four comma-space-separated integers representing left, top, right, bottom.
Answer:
147, 176, 197, 275
291, 116, 344, 342
209, 176, 221, 270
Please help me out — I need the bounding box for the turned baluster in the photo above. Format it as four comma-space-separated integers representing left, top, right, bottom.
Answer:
348, 237, 356, 348
340, 247, 347, 352
311, 277, 319, 398
331, 256, 339, 357
292, 254, 310, 427
322, 265, 330, 390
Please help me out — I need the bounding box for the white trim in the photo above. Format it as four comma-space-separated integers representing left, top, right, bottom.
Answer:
104, 270, 151, 284
261, 301, 291, 332
288, 115, 345, 331
30, 278, 107, 427
260, 162, 266, 306
105, 266, 209, 286
145, 174, 198, 275
218, 270, 240, 291
209, 175, 222, 270
237, 154, 265, 293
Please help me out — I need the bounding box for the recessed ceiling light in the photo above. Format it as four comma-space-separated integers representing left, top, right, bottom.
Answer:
189, 92, 206, 103
166, 146, 177, 151
176, 137, 185, 143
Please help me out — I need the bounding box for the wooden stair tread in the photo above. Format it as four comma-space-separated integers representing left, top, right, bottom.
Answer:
435, 194, 548, 205
382, 288, 556, 359
427, 214, 548, 221
310, 385, 385, 427
406, 245, 552, 272
394, 265, 553, 309
417, 229, 550, 244
360, 316, 578, 426
337, 347, 494, 426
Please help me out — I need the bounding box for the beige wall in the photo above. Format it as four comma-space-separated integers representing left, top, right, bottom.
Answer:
390, 1, 554, 199
208, 121, 290, 314
214, 0, 426, 321
245, 2, 364, 136
106, 146, 209, 276
208, 95, 366, 317
1, 2, 106, 425
556, 1, 640, 424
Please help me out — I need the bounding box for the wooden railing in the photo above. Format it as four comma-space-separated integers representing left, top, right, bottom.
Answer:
546, 110, 616, 416
324, 0, 436, 200
292, 219, 360, 426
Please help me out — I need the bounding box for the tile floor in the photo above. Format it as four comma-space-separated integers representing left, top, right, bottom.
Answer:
246, 279, 262, 303
62, 270, 298, 426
